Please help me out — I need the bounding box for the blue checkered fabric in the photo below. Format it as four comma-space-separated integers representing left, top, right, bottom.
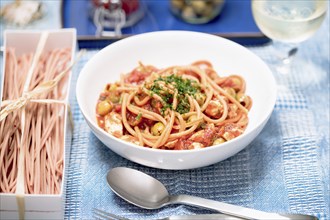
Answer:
0, 1, 327, 220
63, 14, 329, 220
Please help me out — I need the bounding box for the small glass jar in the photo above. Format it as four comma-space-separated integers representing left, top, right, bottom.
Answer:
170, 0, 225, 24
91, 0, 144, 36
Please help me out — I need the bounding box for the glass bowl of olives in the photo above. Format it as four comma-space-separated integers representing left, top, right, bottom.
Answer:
170, 0, 225, 24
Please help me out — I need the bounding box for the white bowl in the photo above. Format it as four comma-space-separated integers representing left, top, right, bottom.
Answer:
76, 31, 276, 170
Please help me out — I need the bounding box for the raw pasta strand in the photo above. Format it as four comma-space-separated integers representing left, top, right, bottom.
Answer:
0, 47, 72, 194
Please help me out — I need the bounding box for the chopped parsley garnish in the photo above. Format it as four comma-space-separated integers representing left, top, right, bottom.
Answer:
136, 113, 142, 120
148, 75, 201, 114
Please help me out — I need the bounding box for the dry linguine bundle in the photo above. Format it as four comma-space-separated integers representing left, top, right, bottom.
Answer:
0, 46, 72, 194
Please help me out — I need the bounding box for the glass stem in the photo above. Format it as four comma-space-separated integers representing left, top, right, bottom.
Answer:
273, 41, 298, 74
272, 41, 298, 65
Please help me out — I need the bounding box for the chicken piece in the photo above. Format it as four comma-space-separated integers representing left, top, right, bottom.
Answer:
164, 140, 178, 149
120, 135, 140, 146
222, 123, 243, 141
188, 130, 205, 143
188, 124, 216, 147
205, 100, 223, 118
227, 103, 238, 118
104, 112, 123, 138
188, 142, 204, 150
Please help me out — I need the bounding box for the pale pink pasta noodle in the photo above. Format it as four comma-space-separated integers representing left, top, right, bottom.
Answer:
0, 47, 71, 194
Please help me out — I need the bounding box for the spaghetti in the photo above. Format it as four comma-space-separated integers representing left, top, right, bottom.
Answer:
96, 61, 252, 150
0, 47, 71, 194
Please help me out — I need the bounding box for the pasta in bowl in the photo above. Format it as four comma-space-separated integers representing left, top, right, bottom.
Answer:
76, 31, 276, 169
96, 61, 252, 150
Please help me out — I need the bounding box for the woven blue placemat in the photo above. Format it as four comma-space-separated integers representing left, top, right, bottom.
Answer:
64, 15, 329, 220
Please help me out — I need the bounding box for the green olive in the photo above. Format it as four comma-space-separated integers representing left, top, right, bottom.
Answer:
151, 122, 165, 136
231, 77, 243, 91
108, 93, 120, 103
213, 138, 225, 145
194, 92, 206, 106
236, 92, 250, 107
96, 100, 113, 116
190, 0, 207, 14
171, 0, 184, 9
213, 0, 224, 6
182, 6, 196, 19
187, 114, 198, 124
224, 87, 236, 98
200, 4, 213, 17
108, 84, 118, 91
105, 84, 120, 103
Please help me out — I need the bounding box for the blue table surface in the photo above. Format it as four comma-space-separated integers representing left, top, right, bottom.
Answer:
62, 0, 271, 48
0, 1, 329, 220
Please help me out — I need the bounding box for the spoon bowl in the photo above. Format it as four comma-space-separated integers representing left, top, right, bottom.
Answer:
107, 167, 318, 220
107, 166, 169, 209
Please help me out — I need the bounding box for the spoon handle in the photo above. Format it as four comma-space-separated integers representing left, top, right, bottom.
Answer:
169, 195, 290, 220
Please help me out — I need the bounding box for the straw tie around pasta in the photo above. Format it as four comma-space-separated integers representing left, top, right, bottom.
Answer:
0, 49, 85, 122
0, 33, 86, 220
1, 37, 85, 219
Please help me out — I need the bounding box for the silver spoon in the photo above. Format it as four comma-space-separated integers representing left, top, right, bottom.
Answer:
106, 167, 318, 220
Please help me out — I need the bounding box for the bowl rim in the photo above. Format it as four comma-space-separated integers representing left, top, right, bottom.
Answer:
76, 30, 277, 154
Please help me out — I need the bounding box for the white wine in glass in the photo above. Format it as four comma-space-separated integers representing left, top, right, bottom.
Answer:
251, 0, 328, 73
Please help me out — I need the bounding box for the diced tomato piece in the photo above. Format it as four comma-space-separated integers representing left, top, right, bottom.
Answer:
113, 104, 122, 113
125, 65, 157, 84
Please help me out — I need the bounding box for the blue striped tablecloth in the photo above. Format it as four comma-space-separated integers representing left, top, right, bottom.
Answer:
0, 1, 328, 220
64, 13, 330, 220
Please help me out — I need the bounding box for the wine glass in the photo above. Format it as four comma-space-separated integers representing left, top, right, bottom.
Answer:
251, 0, 328, 74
